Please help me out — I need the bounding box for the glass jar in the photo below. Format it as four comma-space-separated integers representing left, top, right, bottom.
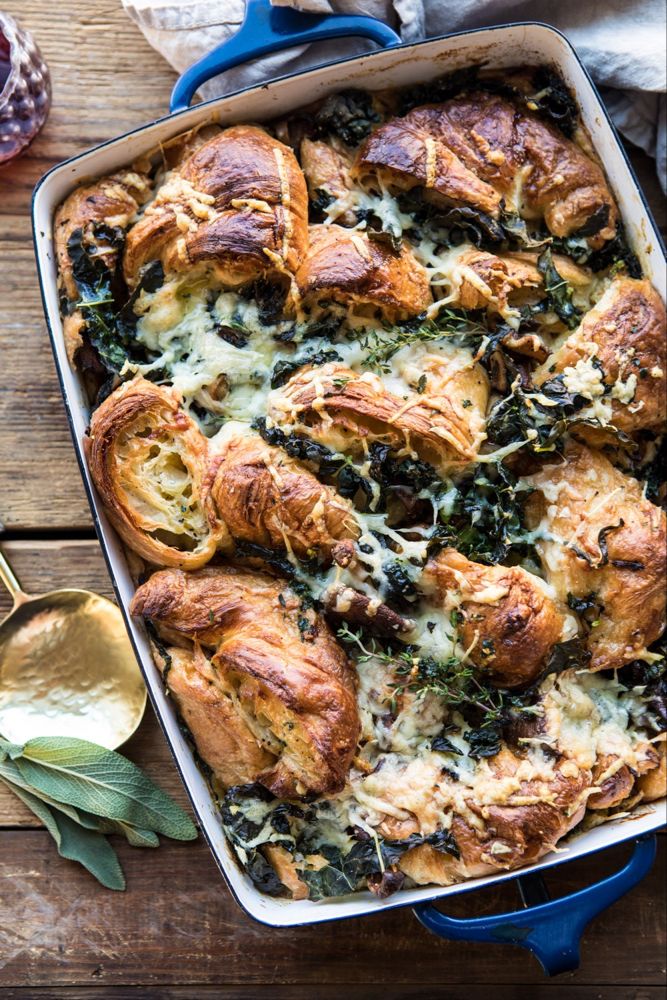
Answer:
0, 12, 51, 165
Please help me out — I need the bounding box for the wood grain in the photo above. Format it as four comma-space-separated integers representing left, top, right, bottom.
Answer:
0, 835, 664, 988
0, 1, 176, 532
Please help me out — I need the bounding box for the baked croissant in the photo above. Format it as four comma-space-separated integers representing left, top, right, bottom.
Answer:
267, 356, 488, 475
355, 92, 617, 242
423, 548, 566, 688
54, 168, 151, 363
295, 224, 432, 320
524, 441, 666, 671
205, 429, 359, 563
398, 750, 591, 885
300, 138, 355, 218
442, 247, 590, 317
131, 565, 360, 797
533, 277, 667, 434
87, 376, 226, 568
123, 125, 309, 289
519, 669, 664, 809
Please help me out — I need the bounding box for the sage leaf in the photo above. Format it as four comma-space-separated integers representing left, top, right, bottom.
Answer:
0, 775, 125, 890
0, 758, 159, 847
13, 736, 197, 841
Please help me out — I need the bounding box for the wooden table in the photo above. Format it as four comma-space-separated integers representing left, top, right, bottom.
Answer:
0, 3, 665, 996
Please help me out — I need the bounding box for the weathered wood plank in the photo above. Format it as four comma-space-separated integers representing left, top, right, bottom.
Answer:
0, 541, 189, 824
0, 1, 176, 531
2, 988, 666, 999
0, 835, 664, 987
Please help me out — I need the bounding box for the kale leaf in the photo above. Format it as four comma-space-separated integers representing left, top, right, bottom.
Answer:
313, 89, 380, 145
430, 461, 530, 565
537, 247, 581, 329
270, 349, 341, 389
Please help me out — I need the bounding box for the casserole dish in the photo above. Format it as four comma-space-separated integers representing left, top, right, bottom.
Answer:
32, 1, 665, 975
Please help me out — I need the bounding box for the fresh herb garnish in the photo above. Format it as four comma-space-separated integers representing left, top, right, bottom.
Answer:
0, 736, 196, 890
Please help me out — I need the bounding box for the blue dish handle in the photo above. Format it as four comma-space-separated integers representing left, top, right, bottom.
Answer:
413, 835, 657, 977
170, 0, 401, 113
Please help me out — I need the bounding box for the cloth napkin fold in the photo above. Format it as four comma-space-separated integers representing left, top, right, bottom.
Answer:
122, 0, 666, 191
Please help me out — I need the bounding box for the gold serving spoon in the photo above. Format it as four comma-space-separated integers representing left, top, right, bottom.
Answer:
0, 546, 146, 750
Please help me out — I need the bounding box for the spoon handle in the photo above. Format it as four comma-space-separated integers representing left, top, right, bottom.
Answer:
0, 547, 23, 602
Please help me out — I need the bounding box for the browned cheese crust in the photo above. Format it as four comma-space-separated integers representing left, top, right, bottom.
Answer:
534, 277, 667, 434
423, 548, 566, 688
268, 358, 488, 476
399, 749, 591, 885
205, 429, 359, 564
355, 93, 617, 243
295, 224, 432, 320
123, 125, 309, 288
525, 441, 666, 671
87, 376, 227, 568
131, 565, 360, 797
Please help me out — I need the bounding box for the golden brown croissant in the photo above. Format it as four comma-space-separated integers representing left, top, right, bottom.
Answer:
300, 138, 354, 213
399, 750, 591, 885
131, 565, 360, 797
534, 277, 667, 434
441, 248, 590, 317
295, 224, 432, 320
123, 125, 308, 289
267, 356, 488, 475
423, 548, 566, 688
205, 429, 359, 563
638, 741, 667, 802
355, 93, 617, 242
87, 376, 226, 568
524, 441, 666, 671
154, 644, 275, 787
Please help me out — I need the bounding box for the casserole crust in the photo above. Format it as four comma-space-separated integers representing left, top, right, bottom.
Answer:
55, 67, 666, 902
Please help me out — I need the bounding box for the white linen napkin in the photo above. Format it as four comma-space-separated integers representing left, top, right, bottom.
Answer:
122, 0, 666, 191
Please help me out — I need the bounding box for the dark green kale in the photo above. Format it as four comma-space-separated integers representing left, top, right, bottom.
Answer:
637, 436, 667, 507
67, 227, 162, 375
541, 637, 591, 677
584, 224, 642, 278
463, 726, 502, 759
233, 539, 318, 607
430, 461, 531, 565
485, 374, 600, 454
382, 561, 420, 607
251, 278, 289, 326
253, 418, 375, 508
430, 732, 464, 755
220, 784, 307, 898
270, 349, 341, 389
567, 592, 605, 630
313, 89, 380, 145
368, 442, 440, 492
399, 66, 481, 113
616, 636, 666, 735
524, 67, 579, 137
537, 247, 581, 329
300, 829, 460, 901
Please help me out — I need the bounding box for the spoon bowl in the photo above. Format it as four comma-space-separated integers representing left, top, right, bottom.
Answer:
0, 550, 146, 749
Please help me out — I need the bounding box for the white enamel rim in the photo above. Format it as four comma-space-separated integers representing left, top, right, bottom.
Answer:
32, 22, 666, 927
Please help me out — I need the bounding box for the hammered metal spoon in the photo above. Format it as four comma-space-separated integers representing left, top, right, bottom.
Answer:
0, 546, 146, 749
